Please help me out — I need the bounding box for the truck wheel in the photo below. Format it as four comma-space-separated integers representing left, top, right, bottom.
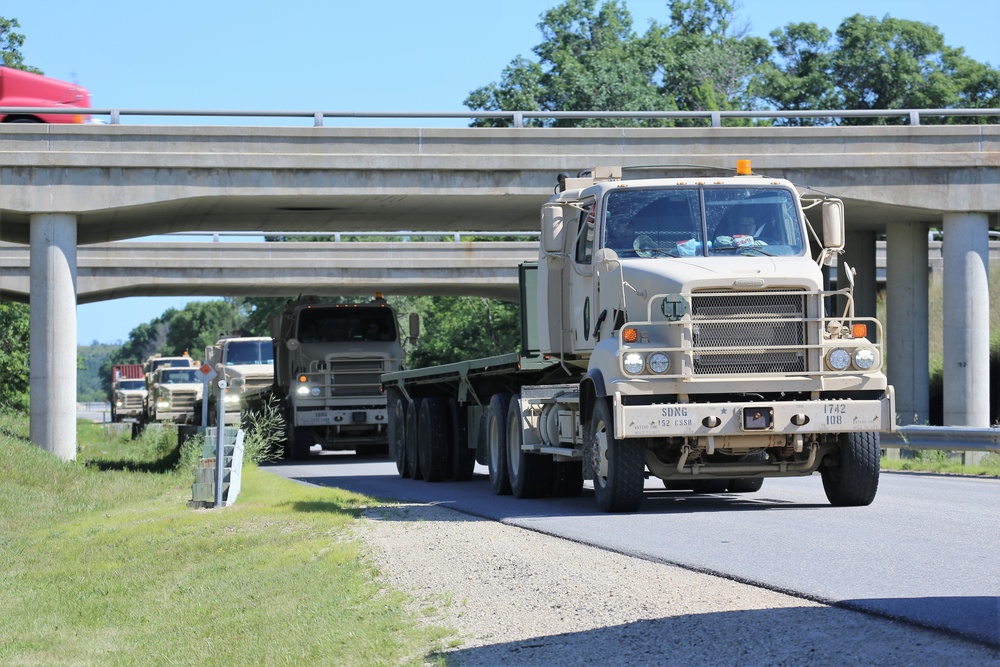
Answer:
486, 393, 513, 495
405, 398, 423, 480
822, 432, 880, 506
388, 391, 408, 478
728, 451, 766, 493
287, 426, 313, 460
590, 398, 644, 512
690, 479, 729, 494
550, 460, 584, 497
449, 398, 476, 481
506, 393, 551, 498
418, 398, 450, 482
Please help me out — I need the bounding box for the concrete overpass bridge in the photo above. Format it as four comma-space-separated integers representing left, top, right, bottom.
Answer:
1, 121, 996, 459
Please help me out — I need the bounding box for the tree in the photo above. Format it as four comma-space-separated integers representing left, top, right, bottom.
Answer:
759, 22, 838, 124
400, 295, 521, 369
0, 16, 42, 74
0, 302, 30, 410
164, 300, 243, 358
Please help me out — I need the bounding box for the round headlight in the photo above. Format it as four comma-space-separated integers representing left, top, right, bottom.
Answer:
827, 348, 851, 371
623, 352, 645, 374
310, 387, 322, 397
853, 347, 876, 370
647, 352, 670, 374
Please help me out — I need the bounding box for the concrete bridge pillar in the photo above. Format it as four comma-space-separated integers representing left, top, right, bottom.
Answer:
942, 212, 990, 426
28, 213, 78, 461
886, 222, 929, 426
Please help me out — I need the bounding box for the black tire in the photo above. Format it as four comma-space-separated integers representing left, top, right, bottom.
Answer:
474, 410, 489, 466
550, 460, 584, 497
387, 389, 408, 477
8, 118, 42, 123
506, 394, 551, 498
405, 398, 422, 480
449, 398, 476, 481
690, 479, 729, 494
822, 432, 881, 506
418, 398, 450, 482
590, 397, 645, 512
486, 393, 513, 495
728, 451, 766, 493
287, 425, 313, 460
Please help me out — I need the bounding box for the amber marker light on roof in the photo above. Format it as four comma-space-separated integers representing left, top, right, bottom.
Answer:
852, 323, 868, 338
736, 159, 752, 175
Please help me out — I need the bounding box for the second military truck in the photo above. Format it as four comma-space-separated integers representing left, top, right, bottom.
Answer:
242, 296, 411, 459
383, 162, 895, 513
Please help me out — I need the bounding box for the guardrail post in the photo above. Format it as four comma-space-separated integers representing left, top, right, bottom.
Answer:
512, 112, 523, 128
313, 112, 324, 127
909, 110, 921, 126
710, 112, 722, 127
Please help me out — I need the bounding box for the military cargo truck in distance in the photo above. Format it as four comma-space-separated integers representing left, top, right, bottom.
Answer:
141, 353, 199, 422
198, 335, 274, 425
242, 296, 413, 460
147, 366, 204, 424
383, 162, 895, 513
110, 363, 145, 422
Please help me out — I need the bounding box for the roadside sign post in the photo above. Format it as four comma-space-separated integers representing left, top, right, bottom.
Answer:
215, 379, 228, 508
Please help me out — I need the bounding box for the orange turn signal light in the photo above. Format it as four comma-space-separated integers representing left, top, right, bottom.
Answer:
851, 323, 867, 338
298, 375, 308, 383
622, 328, 638, 343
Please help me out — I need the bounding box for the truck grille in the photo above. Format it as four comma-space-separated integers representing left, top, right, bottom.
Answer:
691, 292, 806, 375
165, 391, 198, 411
327, 358, 385, 397
123, 395, 144, 410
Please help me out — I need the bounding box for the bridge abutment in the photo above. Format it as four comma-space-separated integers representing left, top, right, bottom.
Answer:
28, 213, 78, 461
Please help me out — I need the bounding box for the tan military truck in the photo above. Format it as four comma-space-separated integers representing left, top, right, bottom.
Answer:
147, 366, 203, 424
199, 335, 274, 425
383, 162, 895, 512
141, 353, 198, 421
112, 377, 147, 422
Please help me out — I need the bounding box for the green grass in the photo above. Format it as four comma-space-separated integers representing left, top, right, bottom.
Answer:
881, 450, 1000, 476
0, 411, 452, 666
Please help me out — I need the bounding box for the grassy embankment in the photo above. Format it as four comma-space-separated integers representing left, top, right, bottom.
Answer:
0, 412, 454, 666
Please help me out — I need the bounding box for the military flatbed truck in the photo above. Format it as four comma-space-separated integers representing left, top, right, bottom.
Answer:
382, 162, 895, 512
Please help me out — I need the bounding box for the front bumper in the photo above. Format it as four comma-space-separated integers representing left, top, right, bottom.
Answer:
615, 388, 895, 440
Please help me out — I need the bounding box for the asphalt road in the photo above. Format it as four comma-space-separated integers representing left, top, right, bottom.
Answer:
265, 453, 1000, 648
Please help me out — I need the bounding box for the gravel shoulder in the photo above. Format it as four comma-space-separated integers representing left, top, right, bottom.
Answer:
358, 502, 999, 667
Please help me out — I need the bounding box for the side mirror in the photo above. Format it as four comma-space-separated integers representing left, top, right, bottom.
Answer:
408, 313, 420, 344
541, 205, 565, 254
594, 247, 620, 273
822, 199, 845, 251
286, 338, 300, 351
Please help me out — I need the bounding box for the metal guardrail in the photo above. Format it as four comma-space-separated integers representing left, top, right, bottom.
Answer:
159, 231, 541, 242
3, 107, 998, 128
884, 426, 1000, 452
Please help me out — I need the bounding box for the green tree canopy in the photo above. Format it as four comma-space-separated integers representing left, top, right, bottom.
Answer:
0, 16, 42, 74
0, 302, 31, 410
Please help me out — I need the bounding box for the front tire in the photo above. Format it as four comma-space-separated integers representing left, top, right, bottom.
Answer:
486, 393, 513, 495
590, 398, 644, 512
822, 432, 880, 506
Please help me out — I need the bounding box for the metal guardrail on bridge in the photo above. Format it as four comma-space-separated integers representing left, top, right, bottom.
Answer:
3, 107, 998, 128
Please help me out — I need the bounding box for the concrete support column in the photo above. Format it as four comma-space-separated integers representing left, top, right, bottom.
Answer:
29, 213, 78, 461
886, 222, 929, 426
839, 230, 878, 318
942, 212, 990, 426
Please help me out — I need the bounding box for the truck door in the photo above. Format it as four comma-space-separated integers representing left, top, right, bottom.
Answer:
566, 202, 596, 354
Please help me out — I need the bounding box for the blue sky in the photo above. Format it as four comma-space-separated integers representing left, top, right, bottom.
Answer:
4, 0, 997, 345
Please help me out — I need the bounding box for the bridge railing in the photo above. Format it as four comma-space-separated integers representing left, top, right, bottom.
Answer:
3, 107, 998, 128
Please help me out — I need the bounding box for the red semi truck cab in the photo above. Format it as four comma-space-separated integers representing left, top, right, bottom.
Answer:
0, 66, 91, 124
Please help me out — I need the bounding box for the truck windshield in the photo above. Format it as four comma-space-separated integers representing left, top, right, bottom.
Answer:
603, 186, 805, 257
118, 380, 145, 391
162, 369, 198, 384
152, 358, 192, 372
298, 308, 397, 343
225, 340, 274, 365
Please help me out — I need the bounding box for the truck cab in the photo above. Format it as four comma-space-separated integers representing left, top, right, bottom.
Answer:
147, 366, 203, 424
202, 336, 274, 425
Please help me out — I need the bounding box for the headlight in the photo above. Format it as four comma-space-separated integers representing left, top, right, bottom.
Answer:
310, 387, 322, 397
623, 352, 645, 374
826, 348, 851, 371
647, 352, 670, 374
296, 385, 311, 396
156, 399, 170, 409
225, 393, 241, 404
853, 347, 876, 370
